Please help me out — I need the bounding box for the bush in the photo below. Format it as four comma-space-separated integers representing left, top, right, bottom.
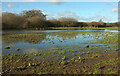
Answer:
90, 22, 105, 27
2, 12, 26, 29
48, 19, 61, 27
74, 22, 88, 27
26, 16, 53, 28
58, 17, 78, 27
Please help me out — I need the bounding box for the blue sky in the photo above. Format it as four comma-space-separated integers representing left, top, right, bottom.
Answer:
2, 2, 118, 22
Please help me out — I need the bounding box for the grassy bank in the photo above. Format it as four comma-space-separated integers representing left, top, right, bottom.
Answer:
3, 27, 120, 31
49, 27, 119, 30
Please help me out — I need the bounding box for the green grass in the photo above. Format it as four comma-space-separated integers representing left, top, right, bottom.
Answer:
5, 46, 10, 49
49, 27, 119, 30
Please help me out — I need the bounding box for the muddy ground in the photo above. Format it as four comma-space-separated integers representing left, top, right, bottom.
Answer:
2, 52, 119, 74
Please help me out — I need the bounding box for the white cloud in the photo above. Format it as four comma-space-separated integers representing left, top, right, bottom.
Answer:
112, 8, 118, 12
8, 4, 14, 8
47, 11, 117, 22
0, 3, 2, 16
24, 0, 64, 5
24, 0, 64, 2
57, 11, 80, 19
10, 9, 15, 13
0, 8, 1, 12
1, 0, 119, 2
48, 0, 64, 2
25, 0, 39, 1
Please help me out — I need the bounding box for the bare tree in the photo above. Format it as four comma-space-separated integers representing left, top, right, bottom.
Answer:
2, 12, 26, 29
58, 17, 78, 27
22, 9, 46, 20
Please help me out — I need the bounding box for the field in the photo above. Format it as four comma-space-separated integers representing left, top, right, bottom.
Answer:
2, 29, 119, 74
1, 1, 120, 75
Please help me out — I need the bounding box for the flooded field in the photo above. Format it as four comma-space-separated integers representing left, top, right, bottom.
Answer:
2, 30, 119, 74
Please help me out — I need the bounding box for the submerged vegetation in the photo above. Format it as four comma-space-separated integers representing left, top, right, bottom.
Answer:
5, 46, 10, 49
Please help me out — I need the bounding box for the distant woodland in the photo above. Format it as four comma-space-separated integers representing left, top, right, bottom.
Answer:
1, 9, 120, 30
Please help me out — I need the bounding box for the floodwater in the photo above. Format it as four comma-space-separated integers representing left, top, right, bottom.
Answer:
2, 30, 119, 56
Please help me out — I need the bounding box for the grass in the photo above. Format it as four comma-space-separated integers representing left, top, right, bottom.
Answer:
60, 61, 68, 65
13, 66, 27, 71
17, 48, 20, 51
5, 46, 10, 49
49, 27, 119, 30
2, 51, 118, 74
28, 63, 38, 67
62, 56, 66, 61
85, 44, 89, 48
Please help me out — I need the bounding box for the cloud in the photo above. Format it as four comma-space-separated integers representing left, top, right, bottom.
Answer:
76, 15, 115, 22
26, 0, 39, 1
1, 0, 119, 2
48, 0, 63, 2
57, 11, 80, 20
24, 0, 64, 5
106, 3, 118, 13
112, 8, 118, 12
47, 11, 117, 22
10, 9, 15, 13
24, 0, 64, 2
0, 8, 1, 12
8, 4, 14, 8
0, 8, 1, 16
48, 0, 64, 5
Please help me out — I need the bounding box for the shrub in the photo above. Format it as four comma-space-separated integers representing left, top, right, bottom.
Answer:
2, 12, 26, 29
26, 16, 53, 28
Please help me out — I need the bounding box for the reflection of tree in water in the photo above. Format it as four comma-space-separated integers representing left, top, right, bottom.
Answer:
3, 33, 47, 44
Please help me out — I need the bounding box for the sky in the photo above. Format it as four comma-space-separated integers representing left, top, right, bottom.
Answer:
1, 0, 119, 2
2, 2, 118, 22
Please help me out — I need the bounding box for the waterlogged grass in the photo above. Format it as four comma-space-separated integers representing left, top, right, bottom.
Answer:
3, 33, 46, 44
2, 30, 119, 74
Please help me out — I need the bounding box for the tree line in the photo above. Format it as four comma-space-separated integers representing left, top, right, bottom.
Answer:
2, 9, 120, 30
